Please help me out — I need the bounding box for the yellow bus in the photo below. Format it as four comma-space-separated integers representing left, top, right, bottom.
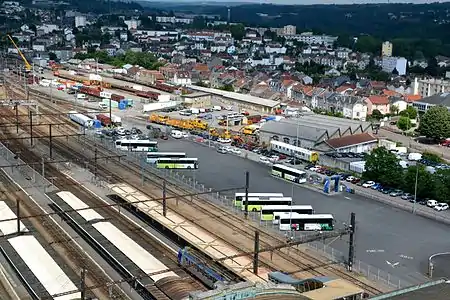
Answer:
241, 197, 292, 212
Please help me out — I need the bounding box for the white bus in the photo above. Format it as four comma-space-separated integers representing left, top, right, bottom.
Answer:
241, 197, 293, 212
117, 140, 158, 152
234, 193, 283, 207
146, 152, 186, 163
279, 213, 334, 231
156, 158, 198, 169
272, 164, 307, 184
260, 205, 314, 221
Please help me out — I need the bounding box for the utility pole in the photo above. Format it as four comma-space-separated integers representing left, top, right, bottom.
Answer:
94, 148, 98, 179
162, 180, 167, 217
49, 124, 52, 159
348, 212, 356, 272
80, 268, 86, 300
15, 103, 18, 134
29, 110, 33, 146
244, 171, 249, 219
253, 230, 259, 275
16, 198, 20, 235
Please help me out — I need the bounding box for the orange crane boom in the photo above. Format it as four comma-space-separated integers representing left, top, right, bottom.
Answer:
7, 34, 32, 71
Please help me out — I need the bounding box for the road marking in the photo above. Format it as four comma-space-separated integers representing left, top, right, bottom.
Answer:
399, 254, 414, 260
386, 260, 400, 268
344, 197, 351, 200
366, 249, 385, 253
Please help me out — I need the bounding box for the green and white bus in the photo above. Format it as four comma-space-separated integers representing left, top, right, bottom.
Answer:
117, 140, 158, 152
241, 197, 292, 212
260, 205, 314, 221
279, 213, 334, 231
234, 193, 283, 207
272, 164, 307, 184
156, 158, 198, 169
146, 152, 186, 163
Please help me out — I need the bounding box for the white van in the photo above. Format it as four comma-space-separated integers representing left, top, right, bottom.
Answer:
171, 130, 183, 139
427, 199, 438, 207
212, 106, 222, 111
77, 93, 87, 100
99, 103, 108, 110
408, 152, 422, 161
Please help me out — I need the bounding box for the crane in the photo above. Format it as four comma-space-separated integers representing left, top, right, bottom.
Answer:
7, 34, 32, 71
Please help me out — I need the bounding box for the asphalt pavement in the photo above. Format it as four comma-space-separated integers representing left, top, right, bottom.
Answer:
153, 138, 449, 285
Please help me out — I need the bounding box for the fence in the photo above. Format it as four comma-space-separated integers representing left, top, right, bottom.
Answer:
88, 133, 407, 290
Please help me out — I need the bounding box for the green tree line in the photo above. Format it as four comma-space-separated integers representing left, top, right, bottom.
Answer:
363, 147, 449, 202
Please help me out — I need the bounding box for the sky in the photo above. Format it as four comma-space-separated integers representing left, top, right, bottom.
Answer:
155, 0, 448, 4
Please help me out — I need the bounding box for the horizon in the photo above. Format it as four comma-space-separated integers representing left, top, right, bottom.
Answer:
145, 0, 449, 4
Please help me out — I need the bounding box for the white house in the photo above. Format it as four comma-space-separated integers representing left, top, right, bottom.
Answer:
173, 72, 192, 86
265, 44, 287, 54
382, 56, 407, 75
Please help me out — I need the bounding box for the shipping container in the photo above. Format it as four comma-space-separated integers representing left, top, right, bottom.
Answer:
102, 98, 119, 108
111, 93, 125, 101
96, 114, 112, 126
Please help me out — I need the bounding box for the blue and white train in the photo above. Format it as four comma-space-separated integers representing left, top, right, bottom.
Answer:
177, 247, 235, 288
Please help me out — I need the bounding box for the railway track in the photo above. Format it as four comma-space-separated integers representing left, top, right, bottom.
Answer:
3, 85, 207, 299
6, 76, 385, 295
0, 111, 122, 300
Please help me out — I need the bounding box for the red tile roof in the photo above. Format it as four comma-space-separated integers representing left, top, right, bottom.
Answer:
382, 89, 401, 97
404, 94, 422, 102
368, 95, 389, 105
326, 133, 377, 149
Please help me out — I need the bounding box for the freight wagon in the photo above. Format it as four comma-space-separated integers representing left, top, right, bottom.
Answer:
96, 114, 112, 126
68, 111, 94, 127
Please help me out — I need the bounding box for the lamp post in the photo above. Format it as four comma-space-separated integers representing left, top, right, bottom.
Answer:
290, 117, 301, 238
413, 162, 419, 214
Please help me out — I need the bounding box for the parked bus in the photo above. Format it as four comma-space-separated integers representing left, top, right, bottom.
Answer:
117, 140, 158, 152
156, 158, 198, 169
279, 213, 334, 231
260, 205, 314, 221
272, 164, 307, 184
146, 152, 186, 163
241, 197, 292, 212
234, 193, 283, 207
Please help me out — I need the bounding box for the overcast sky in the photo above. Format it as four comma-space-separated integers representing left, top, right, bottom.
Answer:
166, 0, 448, 4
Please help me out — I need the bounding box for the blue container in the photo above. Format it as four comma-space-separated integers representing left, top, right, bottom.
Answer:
265, 116, 276, 121
120, 99, 128, 107
118, 102, 126, 110
92, 120, 102, 128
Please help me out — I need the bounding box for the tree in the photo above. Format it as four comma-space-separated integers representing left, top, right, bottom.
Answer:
399, 106, 418, 119
390, 105, 399, 115
363, 147, 404, 187
434, 169, 450, 202
392, 68, 399, 75
418, 106, 450, 140
370, 109, 383, 120
48, 52, 57, 61
422, 151, 443, 164
230, 24, 245, 41
219, 84, 234, 92
403, 165, 436, 199
397, 116, 412, 131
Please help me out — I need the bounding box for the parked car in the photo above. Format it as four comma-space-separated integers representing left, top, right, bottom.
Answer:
230, 148, 241, 155
362, 181, 375, 188
434, 203, 449, 211
401, 193, 413, 200
346, 176, 356, 182
389, 189, 404, 197
217, 146, 227, 154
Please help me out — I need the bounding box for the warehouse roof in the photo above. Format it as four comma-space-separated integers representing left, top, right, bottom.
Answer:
369, 279, 450, 300
187, 85, 280, 108
326, 133, 377, 149
260, 120, 330, 142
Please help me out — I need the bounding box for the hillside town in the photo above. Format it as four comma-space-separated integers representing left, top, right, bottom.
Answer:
4, 0, 450, 123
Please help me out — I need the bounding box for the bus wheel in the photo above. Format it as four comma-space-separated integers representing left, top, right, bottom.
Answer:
165, 166, 169, 169
252, 208, 257, 212
187, 166, 191, 169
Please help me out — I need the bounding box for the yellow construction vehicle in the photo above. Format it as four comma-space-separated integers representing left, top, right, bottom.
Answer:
242, 125, 259, 135
7, 34, 31, 71
189, 119, 208, 130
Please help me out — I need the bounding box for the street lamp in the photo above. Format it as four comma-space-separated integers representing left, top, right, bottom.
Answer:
413, 162, 419, 214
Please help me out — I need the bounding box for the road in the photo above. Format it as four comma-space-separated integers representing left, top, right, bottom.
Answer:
153, 138, 449, 285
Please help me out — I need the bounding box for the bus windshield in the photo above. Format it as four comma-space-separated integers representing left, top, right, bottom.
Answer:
234, 193, 283, 207
156, 158, 198, 169
146, 152, 186, 163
